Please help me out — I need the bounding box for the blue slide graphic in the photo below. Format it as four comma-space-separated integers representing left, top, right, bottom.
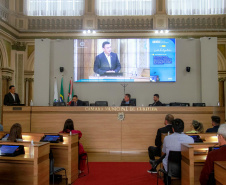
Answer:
149, 38, 176, 82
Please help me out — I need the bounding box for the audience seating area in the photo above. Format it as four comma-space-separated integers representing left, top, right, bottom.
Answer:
0, 131, 79, 185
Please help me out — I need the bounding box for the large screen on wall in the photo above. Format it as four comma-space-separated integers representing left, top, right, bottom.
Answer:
73, 38, 176, 82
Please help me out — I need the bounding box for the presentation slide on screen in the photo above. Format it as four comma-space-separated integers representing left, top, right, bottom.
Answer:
73, 38, 176, 82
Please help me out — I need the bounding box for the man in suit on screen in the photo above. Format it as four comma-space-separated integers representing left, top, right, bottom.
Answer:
94, 41, 121, 75
4, 85, 20, 105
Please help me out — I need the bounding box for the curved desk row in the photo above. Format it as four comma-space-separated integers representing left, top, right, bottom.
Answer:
2, 106, 224, 152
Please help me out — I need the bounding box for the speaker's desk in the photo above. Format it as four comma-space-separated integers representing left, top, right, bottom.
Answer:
2, 106, 224, 152
181, 142, 219, 185
0, 141, 49, 185
214, 161, 226, 185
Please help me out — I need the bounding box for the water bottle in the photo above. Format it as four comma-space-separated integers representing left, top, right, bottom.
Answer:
29, 140, 34, 157
217, 101, 220, 106
70, 131, 72, 136
168, 131, 170, 136
30, 100, 33, 106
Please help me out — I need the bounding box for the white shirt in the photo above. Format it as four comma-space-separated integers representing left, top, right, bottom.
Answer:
162, 132, 194, 171
104, 53, 111, 68
10, 92, 16, 101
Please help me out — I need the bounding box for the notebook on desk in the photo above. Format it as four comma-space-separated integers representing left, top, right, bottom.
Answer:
0, 145, 25, 157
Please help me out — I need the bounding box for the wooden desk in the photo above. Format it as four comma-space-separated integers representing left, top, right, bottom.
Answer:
162, 133, 218, 145
181, 142, 218, 185
214, 161, 226, 185
0, 132, 79, 184
0, 141, 49, 185
2, 106, 224, 152
22, 132, 79, 185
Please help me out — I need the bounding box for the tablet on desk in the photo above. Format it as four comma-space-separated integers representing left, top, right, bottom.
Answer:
0, 145, 25, 157
40, 135, 63, 143
189, 135, 203, 143
209, 146, 220, 152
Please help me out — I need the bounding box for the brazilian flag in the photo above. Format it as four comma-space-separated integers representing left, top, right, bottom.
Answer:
60, 77, 64, 102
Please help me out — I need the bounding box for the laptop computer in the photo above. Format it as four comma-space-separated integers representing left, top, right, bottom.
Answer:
209, 146, 220, 152
0, 145, 25, 157
40, 135, 63, 143
189, 135, 203, 143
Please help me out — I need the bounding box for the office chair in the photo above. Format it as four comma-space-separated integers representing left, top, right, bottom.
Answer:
130, 98, 136, 106
95, 101, 108, 106
49, 150, 68, 185
82, 101, 89, 106
193, 103, 206, 107
157, 151, 181, 185
53, 102, 66, 106
169, 102, 190, 106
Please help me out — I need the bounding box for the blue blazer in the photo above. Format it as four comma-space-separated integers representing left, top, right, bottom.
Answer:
94, 52, 121, 75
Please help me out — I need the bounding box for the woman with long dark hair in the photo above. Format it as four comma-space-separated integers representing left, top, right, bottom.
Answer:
8, 123, 23, 142
59, 119, 86, 172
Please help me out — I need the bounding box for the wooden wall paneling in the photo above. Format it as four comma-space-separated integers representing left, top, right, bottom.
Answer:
2, 106, 31, 132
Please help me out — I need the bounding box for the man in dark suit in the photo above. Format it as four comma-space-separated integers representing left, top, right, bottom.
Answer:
150, 94, 163, 106
69, 95, 83, 106
147, 114, 174, 173
206, 115, 221, 133
4, 85, 21, 105
94, 41, 121, 75
121, 94, 135, 106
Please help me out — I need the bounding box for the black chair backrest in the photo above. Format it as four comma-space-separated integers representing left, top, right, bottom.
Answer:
90, 103, 95, 106
193, 103, 206, 107
53, 102, 66, 106
82, 101, 89, 106
95, 101, 108, 106
169, 102, 190, 107
167, 151, 181, 178
49, 149, 54, 174
130, 98, 136, 106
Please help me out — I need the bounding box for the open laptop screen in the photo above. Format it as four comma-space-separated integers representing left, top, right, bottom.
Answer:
0, 145, 20, 155
42, 135, 60, 142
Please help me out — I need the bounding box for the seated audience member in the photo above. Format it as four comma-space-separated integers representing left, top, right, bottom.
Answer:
206, 116, 220, 133
7, 123, 23, 142
69, 95, 83, 106
149, 119, 194, 184
186, 120, 204, 133
150, 94, 162, 106
200, 124, 226, 185
121, 94, 135, 106
147, 114, 174, 173
4, 85, 21, 105
59, 119, 86, 172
